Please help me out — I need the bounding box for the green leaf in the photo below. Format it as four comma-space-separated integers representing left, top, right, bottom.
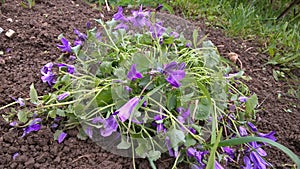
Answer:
29, 83, 39, 104
194, 98, 212, 120
117, 138, 131, 149
147, 150, 161, 162
99, 61, 113, 74
167, 128, 185, 148
77, 128, 88, 140
136, 141, 151, 158
245, 94, 258, 118
218, 136, 300, 167
185, 134, 197, 147
53, 130, 63, 141
72, 45, 81, 57
48, 110, 56, 119
96, 88, 113, 107
166, 92, 177, 111
206, 128, 223, 169
56, 109, 66, 117
17, 110, 28, 123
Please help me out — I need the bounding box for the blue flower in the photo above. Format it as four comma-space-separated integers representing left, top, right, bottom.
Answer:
16, 98, 25, 107
57, 63, 75, 74
258, 131, 276, 142
128, 5, 150, 27
187, 147, 208, 167
239, 126, 248, 136
127, 64, 142, 81
215, 160, 224, 169
115, 97, 140, 122
249, 151, 268, 169
243, 156, 252, 169
238, 96, 248, 103
58, 131, 67, 144
223, 146, 235, 160
85, 126, 93, 138
57, 92, 70, 101
41, 71, 56, 86
163, 62, 186, 88
13, 152, 19, 160
100, 115, 118, 137
57, 37, 72, 53
247, 122, 258, 132
40, 62, 54, 75
113, 7, 128, 22
149, 22, 166, 39
22, 118, 42, 137
74, 29, 87, 41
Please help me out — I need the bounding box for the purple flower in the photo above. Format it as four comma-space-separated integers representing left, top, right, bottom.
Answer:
9, 121, 17, 127
100, 115, 118, 137
186, 42, 192, 48
128, 5, 150, 27
229, 104, 236, 112
57, 37, 72, 53
249, 142, 267, 156
13, 152, 19, 160
215, 160, 224, 169
258, 131, 276, 142
223, 146, 235, 160
57, 92, 70, 101
86, 22, 91, 29
177, 107, 190, 120
58, 131, 67, 144
165, 136, 179, 157
127, 64, 142, 81
85, 126, 93, 138
113, 7, 128, 21
163, 62, 186, 88
40, 62, 54, 75
153, 115, 166, 133
247, 122, 258, 132
41, 72, 56, 86
74, 29, 87, 41
22, 118, 42, 137
239, 126, 248, 136
243, 156, 252, 169
69, 55, 76, 61
187, 147, 207, 167
238, 96, 248, 102
155, 4, 163, 11
170, 31, 179, 38
124, 86, 132, 92
250, 151, 268, 169
115, 97, 140, 122
74, 39, 83, 46
50, 123, 58, 129
57, 63, 75, 74
149, 22, 166, 39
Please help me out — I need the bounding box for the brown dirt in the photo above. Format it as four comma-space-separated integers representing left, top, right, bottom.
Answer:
0, 0, 299, 169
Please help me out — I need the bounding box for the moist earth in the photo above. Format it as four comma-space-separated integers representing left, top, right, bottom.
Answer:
0, 0, 299, 168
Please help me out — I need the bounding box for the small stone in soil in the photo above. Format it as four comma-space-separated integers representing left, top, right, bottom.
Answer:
5, 29, 16, 38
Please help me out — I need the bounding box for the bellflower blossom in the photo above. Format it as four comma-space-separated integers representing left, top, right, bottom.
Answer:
57, 63, 75, 74
176, 107, 190, 123
57, 37, 72, 53
215, 160, 224, 169
22, 118, 42, 137
247, 122, 258, 132
153, 115, 166, 133
128, 5, 150, 27
258, 131, 276, 142
149, 22, 166, 39
74, 29, 87, 41
58, 131, 67, 144
115, 96, 140, 122
187, 147, 208, 168
238, 96, 248, 103
127, 64, 142, 81
113, 7, 128, 22
239, 126, 248, 136
41, 62, 56, 85
163, 62, 186, 88
98, 115, 118, 137
57, 92, 70, 101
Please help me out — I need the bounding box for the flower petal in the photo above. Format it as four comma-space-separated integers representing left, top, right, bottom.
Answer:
58, 132, 67, 144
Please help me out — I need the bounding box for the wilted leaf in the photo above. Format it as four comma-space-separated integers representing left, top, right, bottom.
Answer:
147, 150, 161, 161
167, 128, 185, 148
17, 110, 28, 123
117, 138, 131, 149
29, 83, 39, 104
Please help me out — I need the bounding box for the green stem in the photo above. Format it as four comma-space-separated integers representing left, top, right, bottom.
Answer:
148, 158, 157, 169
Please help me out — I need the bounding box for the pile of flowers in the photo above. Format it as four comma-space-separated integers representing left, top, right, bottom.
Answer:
2, 5, 299, 169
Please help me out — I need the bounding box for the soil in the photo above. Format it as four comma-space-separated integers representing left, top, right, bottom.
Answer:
0, 0, 299, 169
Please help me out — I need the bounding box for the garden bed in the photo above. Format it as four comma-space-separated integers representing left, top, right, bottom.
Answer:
0, 0, 299, 168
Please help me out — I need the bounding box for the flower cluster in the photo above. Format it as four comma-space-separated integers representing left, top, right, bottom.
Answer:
3, 5, 299, 169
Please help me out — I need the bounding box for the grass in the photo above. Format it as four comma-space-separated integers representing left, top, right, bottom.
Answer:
168, 0, 300, 70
